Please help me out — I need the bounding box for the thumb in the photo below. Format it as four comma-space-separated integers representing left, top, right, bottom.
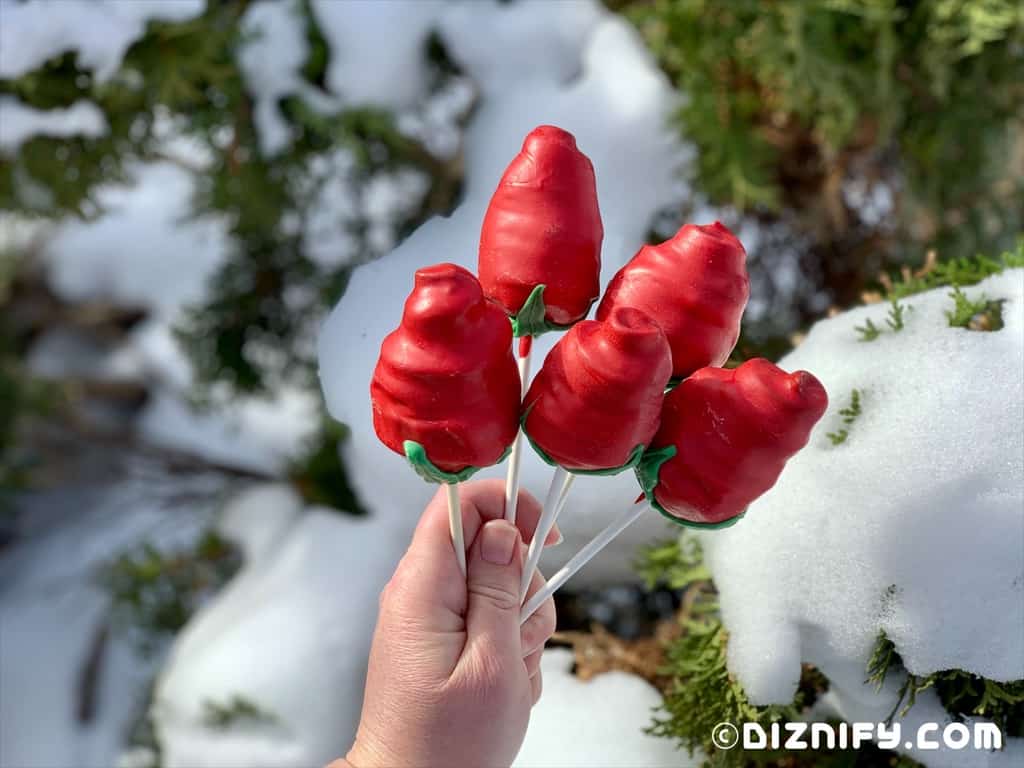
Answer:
464, 519, 524, 659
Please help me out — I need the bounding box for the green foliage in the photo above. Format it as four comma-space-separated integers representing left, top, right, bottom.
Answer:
866, 632, 1024, 737
0, 6, 245, 215
639, 539, 929, 766
624, 0, 1023, 258
0, 255, 57, 514
945, 285, 1005, 330
288, 419, 366, 513
855, 317, 882, 342
98, 530, 241, 655
885, 241, 1024, 299
650, 613, 807, 763
826, 389, 862, 445
641, 537, 805, 763
202, 695, 278, 729
635, 535, 710, 590
0, 0, 458, 397
885, 298, 910, 332
856, 298, 911, 341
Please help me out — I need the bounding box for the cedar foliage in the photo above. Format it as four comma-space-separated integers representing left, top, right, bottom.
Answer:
621, 0, 1023, 302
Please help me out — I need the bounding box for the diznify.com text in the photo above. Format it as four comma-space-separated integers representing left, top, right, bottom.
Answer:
711, 721, 1003, 753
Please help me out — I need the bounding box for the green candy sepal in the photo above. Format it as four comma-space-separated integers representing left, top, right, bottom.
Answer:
634, 444, 745, 530
510, 284, 577, 338
403, 440, 511, 485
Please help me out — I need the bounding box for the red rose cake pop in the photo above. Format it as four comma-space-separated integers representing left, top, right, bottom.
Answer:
522, 306, 672, 474
478, 125, 603, 336
637, 358, 828, 527
370, 263, 521, 482
597, 221, 749, 380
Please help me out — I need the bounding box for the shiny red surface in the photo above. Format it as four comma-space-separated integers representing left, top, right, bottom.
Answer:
597, 221, 749, 379
523, 306, 672, 471
370, 263, 521, 473
478, 125, 603, 326
651, 358, 828, 524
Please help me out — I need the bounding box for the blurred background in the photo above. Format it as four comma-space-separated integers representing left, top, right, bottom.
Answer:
1, 1, 1021, 767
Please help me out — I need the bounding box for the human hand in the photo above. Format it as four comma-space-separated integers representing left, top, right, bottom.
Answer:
336, 479, 559, 768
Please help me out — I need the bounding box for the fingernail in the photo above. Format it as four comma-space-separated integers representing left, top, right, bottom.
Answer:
481, 520, 518, 565
546, 528, 564, 548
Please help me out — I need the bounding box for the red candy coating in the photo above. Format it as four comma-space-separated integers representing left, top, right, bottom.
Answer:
478, 125, 603, 328
643, 358, 828, 526
597, 221, 750, 379
523, 306, 672, 473
370, 263, 521, 475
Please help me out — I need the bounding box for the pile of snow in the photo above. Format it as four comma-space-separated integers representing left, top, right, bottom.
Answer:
38, 159, 320, 474
700, 270, 1024, 766
152, 485, 407, 768
0, 468, 224, 768
0, 0, 204, 82
319, 0, 688, 585
514, 649, 697, 768
45, 161, 228, 318
309, 0, 446, 111
238, 0, 336, 157
0, 97, 107, 152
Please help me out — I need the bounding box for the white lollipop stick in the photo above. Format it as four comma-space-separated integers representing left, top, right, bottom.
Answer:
446, 482, 466, 576
521, 501, 648, 624
519, 466, 573, 600
503, 344, 532, 523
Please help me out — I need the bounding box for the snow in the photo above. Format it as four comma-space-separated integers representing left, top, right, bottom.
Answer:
44, 161, 229, 319
438, 0, 603, 90
137, 386, 321, 477
152, 498, 408, 768
309, 0, 446, 111
0, 468, 224, 768
318, 1, 688, 585
26, 327, 141, 381
238, 0, 336, 157
514, 648, 699, 768
699, 270, 1024, 766
0, 0, 205, 82
37, 159, 321, 475
0, 97, 107, 151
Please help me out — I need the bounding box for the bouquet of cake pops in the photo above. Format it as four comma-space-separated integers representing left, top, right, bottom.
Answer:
369, 126, 828, 624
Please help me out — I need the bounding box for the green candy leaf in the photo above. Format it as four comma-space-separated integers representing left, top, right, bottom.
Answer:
635, 444, 677, 498
510, 284, 576, 338
403, 440, 482, 484
635, 444, 745, 530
